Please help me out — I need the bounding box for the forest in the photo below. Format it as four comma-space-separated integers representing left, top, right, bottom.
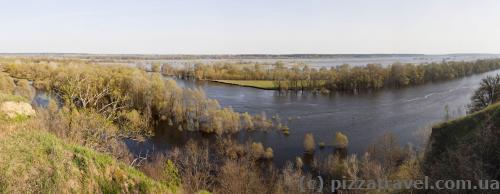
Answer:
1, 58, 277, 136
171, 59, 500, 91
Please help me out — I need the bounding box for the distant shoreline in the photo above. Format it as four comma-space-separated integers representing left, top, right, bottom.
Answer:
1, 53, 498, 60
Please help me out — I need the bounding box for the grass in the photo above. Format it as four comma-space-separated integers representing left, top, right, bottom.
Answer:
213, 80, 278, 89
0, 92, 31, 123
0, 93, 181, 193
0, 121, 178, 194
424, 102, 500, 170
0, 114, 31, 123
212, 80, 327, 90
0, 93, 28, 103
430, 102, 500, 147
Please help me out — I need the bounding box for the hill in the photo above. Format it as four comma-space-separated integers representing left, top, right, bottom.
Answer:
424, 102, 500, 181
0, 111, 177, 193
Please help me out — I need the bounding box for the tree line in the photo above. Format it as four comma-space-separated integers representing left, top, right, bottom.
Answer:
170, 59, 500, 92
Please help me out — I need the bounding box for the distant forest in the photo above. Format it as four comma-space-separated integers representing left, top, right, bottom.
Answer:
170, 59, 500, 91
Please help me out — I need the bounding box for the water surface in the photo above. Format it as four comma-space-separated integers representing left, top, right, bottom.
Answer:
130, 69, 500, 166
154, 54, 500, 68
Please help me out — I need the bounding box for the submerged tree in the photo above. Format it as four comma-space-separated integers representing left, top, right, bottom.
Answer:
151, 63, 161, 72
334, 132, 349, 149
303, 133, 315, 154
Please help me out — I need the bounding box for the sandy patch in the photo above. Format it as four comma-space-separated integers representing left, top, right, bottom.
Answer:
0, 101, 35, 118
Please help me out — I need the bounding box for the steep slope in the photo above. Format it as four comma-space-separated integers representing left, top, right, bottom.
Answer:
0, 121, 177, 193
0, 127, 177, 193
0, 90, 180, 193
424, 102, 500, 180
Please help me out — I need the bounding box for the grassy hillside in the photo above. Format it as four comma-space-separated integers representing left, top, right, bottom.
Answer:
424, 102, 500, 180
0, 122, 177, 194
0, 93, 27, 103
425, 102, 500, 158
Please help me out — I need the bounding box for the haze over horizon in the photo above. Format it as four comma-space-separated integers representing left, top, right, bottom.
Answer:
1, 0, 500, 54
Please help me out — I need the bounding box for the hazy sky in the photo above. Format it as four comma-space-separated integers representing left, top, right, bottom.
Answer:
1, 0, 499, 54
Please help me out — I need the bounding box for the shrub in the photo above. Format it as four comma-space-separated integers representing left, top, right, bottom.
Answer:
468, 74, 500, 113
319, 142, 325, 149
295, 157, 304, 169
119, 109, 150, 136
151, 63, 161, 72
163, 159, 181, 188
0, 73, 15, 93
367, 133, 407, 171
241, 112, 254, 130
334, 132, 349, 148
321, 154, 348, 178
280, 161, 306, 193
303, 133, 315, 153
14, 79, 33, 99
169, 140, 214, 193
281, 125, 290, 135
249, 142, 273, 160
216, 160, 266, 194
264, 147, 274, 159
250, 142, 265, 159
37, 105, 131, 161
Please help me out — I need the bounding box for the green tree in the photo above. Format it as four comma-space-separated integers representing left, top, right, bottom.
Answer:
163, 160, 181, 188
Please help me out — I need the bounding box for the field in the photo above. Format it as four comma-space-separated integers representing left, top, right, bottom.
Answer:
212, 80, 327, 90
212, 80, 278, 89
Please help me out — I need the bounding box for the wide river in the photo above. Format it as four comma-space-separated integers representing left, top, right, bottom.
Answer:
120, 68, 500, 167
155, 54, 500, 68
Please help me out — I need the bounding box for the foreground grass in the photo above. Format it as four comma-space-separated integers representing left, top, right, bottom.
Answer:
0, 92, 31, 123
0, 122, 177, 194
0, 93, 27, 103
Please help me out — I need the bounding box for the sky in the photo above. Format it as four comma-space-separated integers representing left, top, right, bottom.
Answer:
1, 0, 499, 54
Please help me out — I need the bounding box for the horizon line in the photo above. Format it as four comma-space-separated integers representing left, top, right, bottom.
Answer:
1, 52, 499, 56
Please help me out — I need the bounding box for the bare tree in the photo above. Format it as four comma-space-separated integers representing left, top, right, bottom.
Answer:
468, 74, 500, 113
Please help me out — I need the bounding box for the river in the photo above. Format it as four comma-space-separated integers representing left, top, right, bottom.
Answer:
119, 68, 500, 167
142, 54, 500, 68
